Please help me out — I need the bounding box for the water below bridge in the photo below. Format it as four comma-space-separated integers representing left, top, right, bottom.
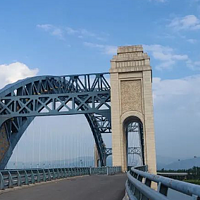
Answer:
0, 174, 126, 200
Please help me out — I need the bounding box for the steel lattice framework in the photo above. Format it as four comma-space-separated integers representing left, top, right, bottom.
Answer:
126, 122, 145, 165
105, 147, 142, 158
0, 73, 111, 169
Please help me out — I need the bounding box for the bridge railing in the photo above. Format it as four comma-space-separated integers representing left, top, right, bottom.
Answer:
126, 166, 200, 200
0, 166, 121, 190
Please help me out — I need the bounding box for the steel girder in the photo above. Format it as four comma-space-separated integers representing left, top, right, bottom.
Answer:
0, 73, 111, 169
105, 147, 142, 158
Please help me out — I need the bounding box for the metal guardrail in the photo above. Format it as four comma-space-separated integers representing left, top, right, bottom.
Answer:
0, 166, 121, 190
126, 166, 200, 200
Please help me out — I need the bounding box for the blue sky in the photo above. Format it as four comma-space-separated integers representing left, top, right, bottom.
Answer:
1, 0, 200, 166
0, 0, 199, 77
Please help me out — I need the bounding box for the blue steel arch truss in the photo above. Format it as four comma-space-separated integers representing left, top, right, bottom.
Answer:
0, 73, 111, 169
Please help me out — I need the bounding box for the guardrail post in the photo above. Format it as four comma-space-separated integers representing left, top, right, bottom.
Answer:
24, 170, 29, 185
106, 167, 109, 175
60, 168, 63, 178
37, 170, 40, 183
47, 169, 51, 181
80, 168, 82, 176
0, 172, 5, 190
76, 168, 79, 176
66, 168, 69, 177
8, 171, 13, 188
79, 168, 81, 176
78, 168, 80, 176
57, 168, 60, 179
64, 168, 67, 178
84, 168, 86, 175
43, 169, 46, 182
157, 182, 168, 196
68, 168, 70, 177
31, 170, 35, 184
71, 168, 73, 177
144, 177, 151, 187
137, 174, 143, 182
89, 167, 92, 175
81, 168, 83, 175
59, 168, 61, 178
63, 168, 65, 177
17, 171, 21, 186
52, 169, 56, 180
86, 167, 89, 175
82, 168, 85, 175
69, 168, 72, 177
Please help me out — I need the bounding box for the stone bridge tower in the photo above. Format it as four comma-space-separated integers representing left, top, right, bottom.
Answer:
110, 45, 156, 174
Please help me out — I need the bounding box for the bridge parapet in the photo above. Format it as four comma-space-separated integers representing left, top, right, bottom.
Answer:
0, 166, 121, 190
125, 166, 200, 200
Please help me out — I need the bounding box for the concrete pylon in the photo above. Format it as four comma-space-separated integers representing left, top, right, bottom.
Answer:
94, 145, 100, 167
110, 45, 157, 174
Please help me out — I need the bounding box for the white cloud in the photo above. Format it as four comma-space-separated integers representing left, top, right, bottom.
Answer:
153, 75, 200, 158
37, 24, 65, 40
83, 42, 104, 48
0, 62, 39, 89
83, 42, 117, 55
143, 44, 188, 70
153, 75, 200, 101
78, 29, 106, 41
187, 38, 198, 44
186, 59, 200, 70
37, 24, 52, 31
80, 29, 96, 37
37, 24, 106, 41
168, 15, 200, 31
104, 46, 118, 55
65, 27, 78, 35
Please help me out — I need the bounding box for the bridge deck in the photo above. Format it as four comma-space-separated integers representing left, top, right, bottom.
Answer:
0, 174, 126, 200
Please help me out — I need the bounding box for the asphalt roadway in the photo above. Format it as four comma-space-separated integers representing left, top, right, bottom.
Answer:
0, 174, 126, 200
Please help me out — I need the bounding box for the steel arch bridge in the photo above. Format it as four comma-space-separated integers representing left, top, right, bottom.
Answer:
0, 73, 111, 169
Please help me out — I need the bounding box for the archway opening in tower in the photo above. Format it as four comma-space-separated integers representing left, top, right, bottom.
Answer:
124, 116, 144, 170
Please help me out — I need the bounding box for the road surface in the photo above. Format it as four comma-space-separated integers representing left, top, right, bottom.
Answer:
0, 174, 126, 200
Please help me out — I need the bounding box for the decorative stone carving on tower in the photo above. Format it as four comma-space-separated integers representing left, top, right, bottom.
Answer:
110, 45, 157, 174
